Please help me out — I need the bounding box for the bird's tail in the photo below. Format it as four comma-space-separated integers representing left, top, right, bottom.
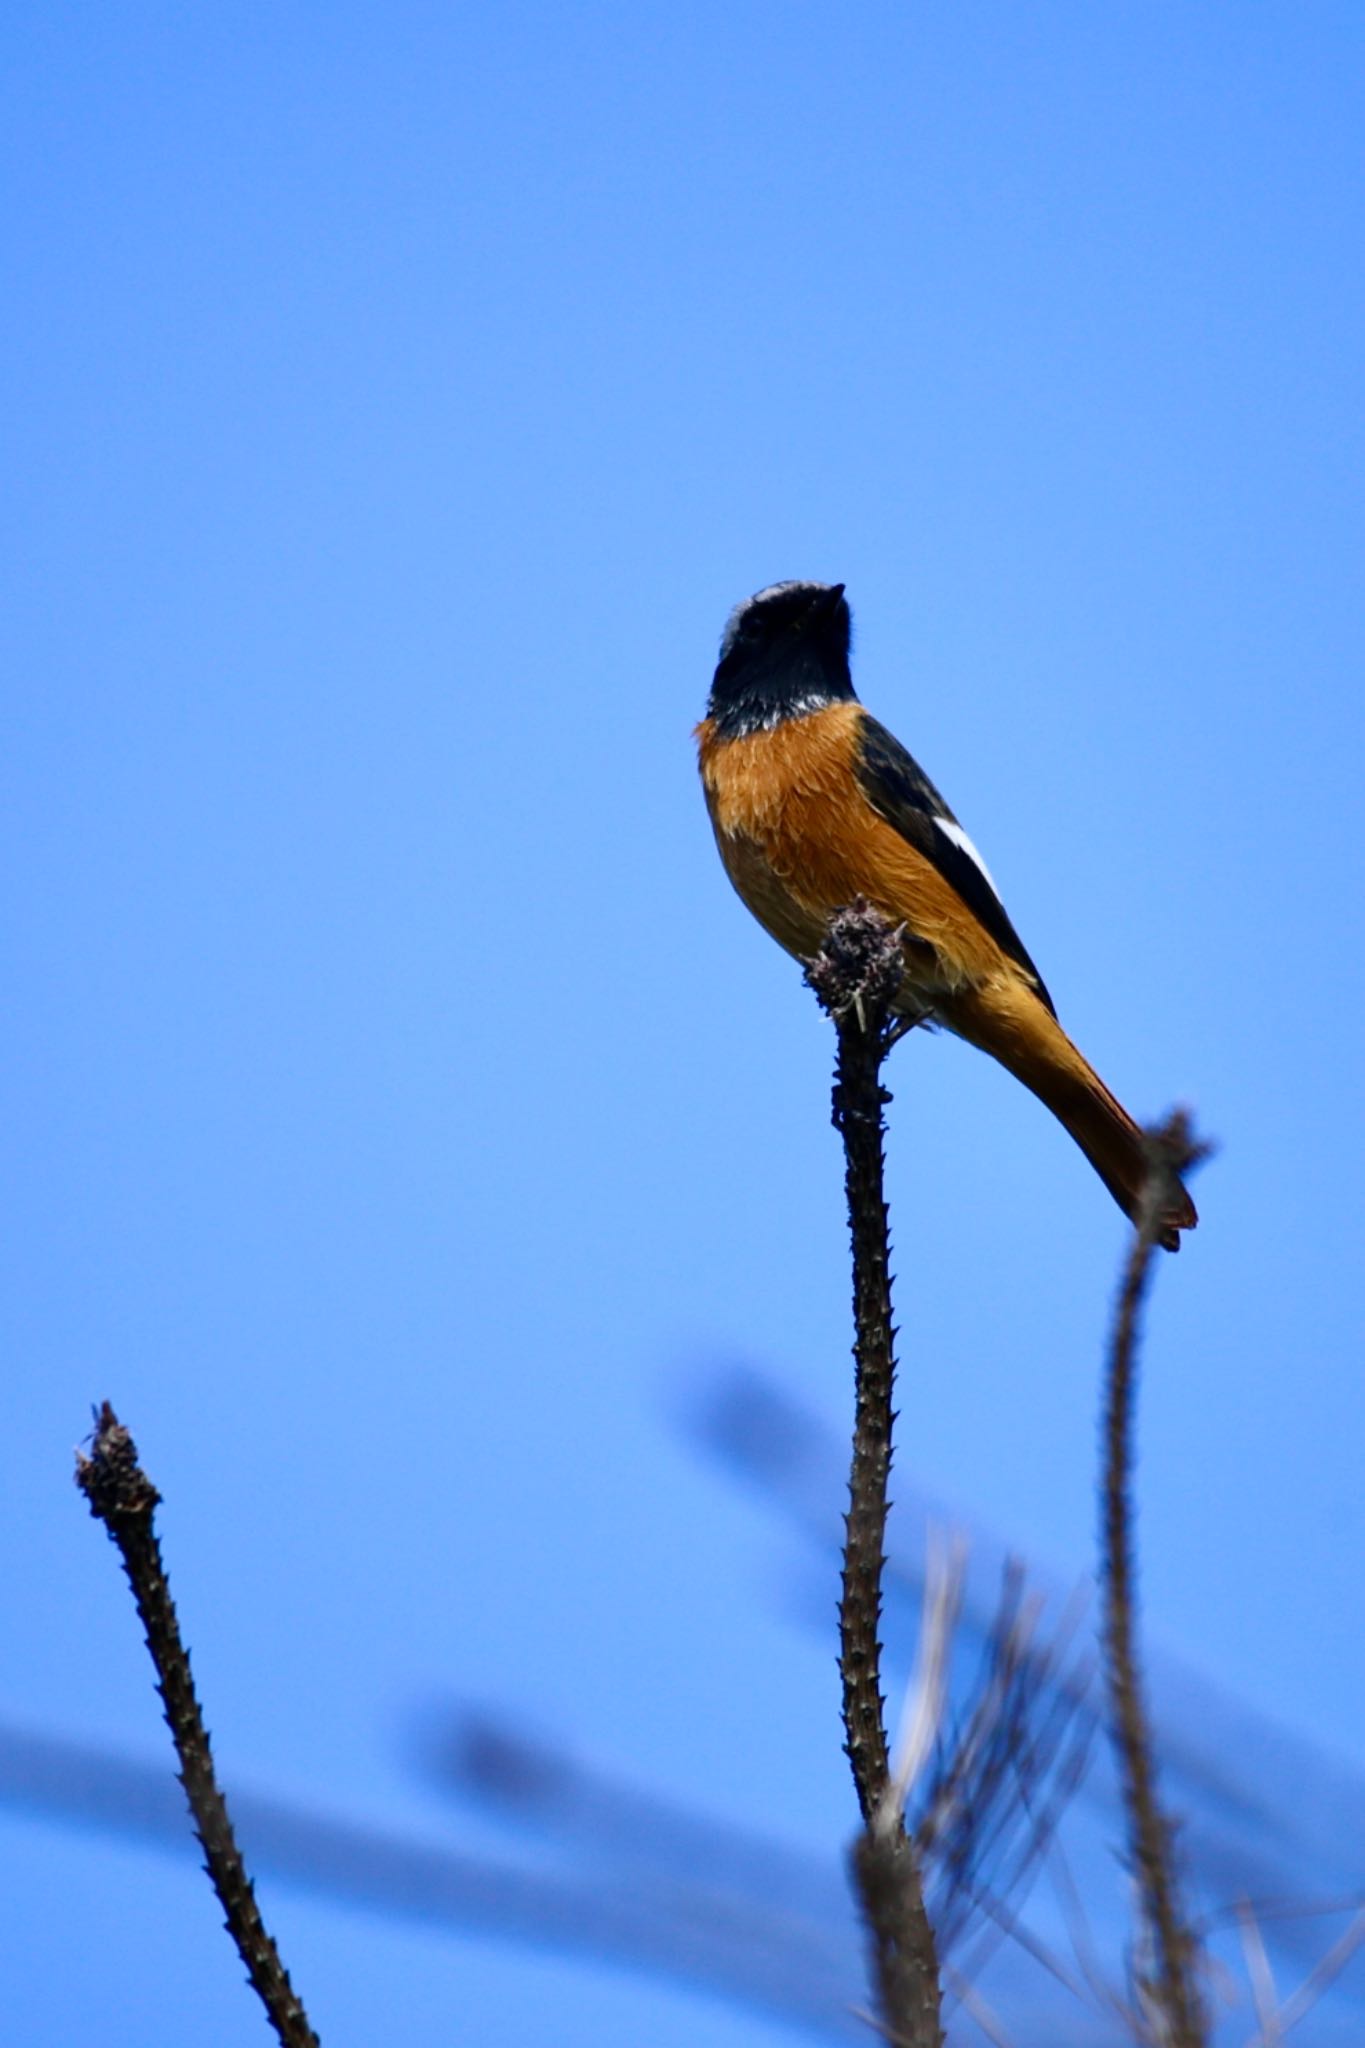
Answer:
947, 979, 1198, 1251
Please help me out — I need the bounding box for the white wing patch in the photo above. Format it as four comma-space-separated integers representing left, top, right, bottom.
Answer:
933, 816, 1001, 899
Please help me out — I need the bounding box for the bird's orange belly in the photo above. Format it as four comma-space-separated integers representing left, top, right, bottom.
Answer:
698, 704, 1000, 999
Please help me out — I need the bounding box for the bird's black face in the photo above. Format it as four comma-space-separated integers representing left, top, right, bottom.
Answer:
706, 580, 855, 738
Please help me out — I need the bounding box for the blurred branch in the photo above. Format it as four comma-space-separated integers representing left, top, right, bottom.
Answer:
1237, 1900, 1281, 2046
1252, 1903, 1365, 2043
808, 901, 944, 2048
75, 1402, 321, 2048
1100, 1112, 1212, 2048
0, 1718, 866, 2046
912, 1567, 1096, 1988
888, 1530, 966, 1822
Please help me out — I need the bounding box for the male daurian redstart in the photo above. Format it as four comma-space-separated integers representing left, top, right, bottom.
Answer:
696, 580, 1197, 1249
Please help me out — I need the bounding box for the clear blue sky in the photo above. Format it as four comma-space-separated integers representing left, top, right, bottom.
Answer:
4, 5, 1364, 2042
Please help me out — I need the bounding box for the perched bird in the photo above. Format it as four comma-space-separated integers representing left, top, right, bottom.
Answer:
695, 581, 1197, 1248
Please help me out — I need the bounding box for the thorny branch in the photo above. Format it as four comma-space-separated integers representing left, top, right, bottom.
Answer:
75, 1402, 321, 2048
1101, 1111, 1212, 2048
807, 900, 944, 2048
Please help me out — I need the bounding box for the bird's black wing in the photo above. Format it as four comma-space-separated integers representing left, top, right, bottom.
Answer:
854, 713, 1056, 1014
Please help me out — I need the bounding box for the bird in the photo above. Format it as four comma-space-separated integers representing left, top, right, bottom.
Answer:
695, 580, 1197, 1249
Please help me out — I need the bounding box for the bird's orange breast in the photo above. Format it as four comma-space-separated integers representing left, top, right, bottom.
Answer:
695, 701, 1010, 995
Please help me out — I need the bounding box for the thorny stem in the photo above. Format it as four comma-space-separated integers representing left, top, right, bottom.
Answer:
807, 901, 944, 2048
1100, 1113, 1211, 2048
76, 1403, 321, 2048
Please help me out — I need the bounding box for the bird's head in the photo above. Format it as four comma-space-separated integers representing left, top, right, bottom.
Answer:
706, 581, 854, 737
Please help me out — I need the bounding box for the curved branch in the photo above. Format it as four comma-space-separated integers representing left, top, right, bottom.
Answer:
1100, 1112, 1212, 2048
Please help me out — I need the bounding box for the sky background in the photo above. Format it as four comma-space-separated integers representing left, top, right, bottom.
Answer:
4, 3, 1364, 2042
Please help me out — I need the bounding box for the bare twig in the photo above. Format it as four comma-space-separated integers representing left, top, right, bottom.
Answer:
942, 1963, 1015, 2048
807, 901, 943, 2048
1259, 1904, 1365, 2040
1195, 1893, 1365, 1936
1044, 1831, 1138, 2026
1236, 1899, 1281, 2047
886, 1529, 966, 1827
75, 1403, 321, 2048
912, 1572, 1097, 1996
1100, 1110, 1212, 2048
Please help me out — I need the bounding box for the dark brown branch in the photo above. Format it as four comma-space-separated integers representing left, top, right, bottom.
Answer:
75, 1403, 321, 2048
807, 901, 943, 2048
1099, 1112, 1212, 2048
852, 1827, 945, 2047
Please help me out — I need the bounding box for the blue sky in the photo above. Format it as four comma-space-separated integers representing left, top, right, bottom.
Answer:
4, 5, 1364, 2042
